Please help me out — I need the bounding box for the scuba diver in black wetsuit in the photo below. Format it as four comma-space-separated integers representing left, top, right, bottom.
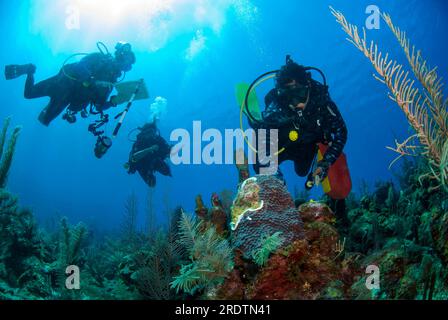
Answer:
125, 121, 172, 188
250, 56, 348, 185
4, 42, 136, 126
248, 56, 349, 230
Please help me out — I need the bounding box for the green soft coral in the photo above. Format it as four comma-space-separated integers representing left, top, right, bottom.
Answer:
171, 211, 233, 295
252, 232, 284, 267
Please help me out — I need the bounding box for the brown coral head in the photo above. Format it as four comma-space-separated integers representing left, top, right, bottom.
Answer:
299, 201, 335, 224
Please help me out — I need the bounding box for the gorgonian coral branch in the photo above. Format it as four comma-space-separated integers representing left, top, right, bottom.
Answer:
330, 7, 447, 191
383, 13, 447, 138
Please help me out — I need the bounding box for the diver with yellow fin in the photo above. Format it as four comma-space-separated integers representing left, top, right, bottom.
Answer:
4, 41, 136, 126
236, 55, 351, 201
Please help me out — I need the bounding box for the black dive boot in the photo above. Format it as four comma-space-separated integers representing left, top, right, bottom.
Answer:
4, 64, 36, 80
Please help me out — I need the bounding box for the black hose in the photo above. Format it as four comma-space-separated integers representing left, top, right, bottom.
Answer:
96, 42, 110, 56
243, 66, 327, 126
304, 66, 327, 87
244, 70, 279, 125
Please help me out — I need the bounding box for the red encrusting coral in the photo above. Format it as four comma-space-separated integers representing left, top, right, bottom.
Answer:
248, 214, 346, 300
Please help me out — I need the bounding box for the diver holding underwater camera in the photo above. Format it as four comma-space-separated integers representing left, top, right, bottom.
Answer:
4, 41, 144, 159
5, 41, 136, 126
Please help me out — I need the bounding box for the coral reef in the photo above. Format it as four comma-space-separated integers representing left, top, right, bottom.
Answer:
250, 204, 345, 300
0, 114, 446, 301
0, 189, 47, 299
108, 206, 184, 300
344, 161, 448, 299
2, 162, 447, 300
194, 193, 229, 237
217, 202, 347, 300
429, 210, 448, 265
230, 177, 263, 231
349, 239, 447, 300
210, 193, 228, 236
231, 175, 305, 260
170, 211, 233, 296
117, 231, 180, 300
252, 232, 284, 267
194, 195, 208, 220
215, 154, 448, 300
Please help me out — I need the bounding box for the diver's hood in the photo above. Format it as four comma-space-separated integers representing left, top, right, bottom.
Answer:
276, 57, 311, 88
138, 122, 159, 138
140, 122, 156, 131
114, 42, 136, 72
243, 55, 328, 126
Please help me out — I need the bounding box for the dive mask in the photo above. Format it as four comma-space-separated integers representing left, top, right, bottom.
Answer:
277, 84, 310, 105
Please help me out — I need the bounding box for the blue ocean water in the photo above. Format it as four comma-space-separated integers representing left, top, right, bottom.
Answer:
0, 0, 447, 231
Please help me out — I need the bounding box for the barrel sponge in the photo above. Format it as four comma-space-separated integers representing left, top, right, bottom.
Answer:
231, 175, 305, 259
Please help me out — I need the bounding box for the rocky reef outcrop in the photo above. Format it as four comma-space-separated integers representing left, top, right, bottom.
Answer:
217, 199, 351, 300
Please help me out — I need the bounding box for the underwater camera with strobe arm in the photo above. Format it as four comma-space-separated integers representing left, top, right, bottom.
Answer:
62, 111, 77, 124
94, 135, 112, 159
88, 79, 148, 159
88, 113, 112, 158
